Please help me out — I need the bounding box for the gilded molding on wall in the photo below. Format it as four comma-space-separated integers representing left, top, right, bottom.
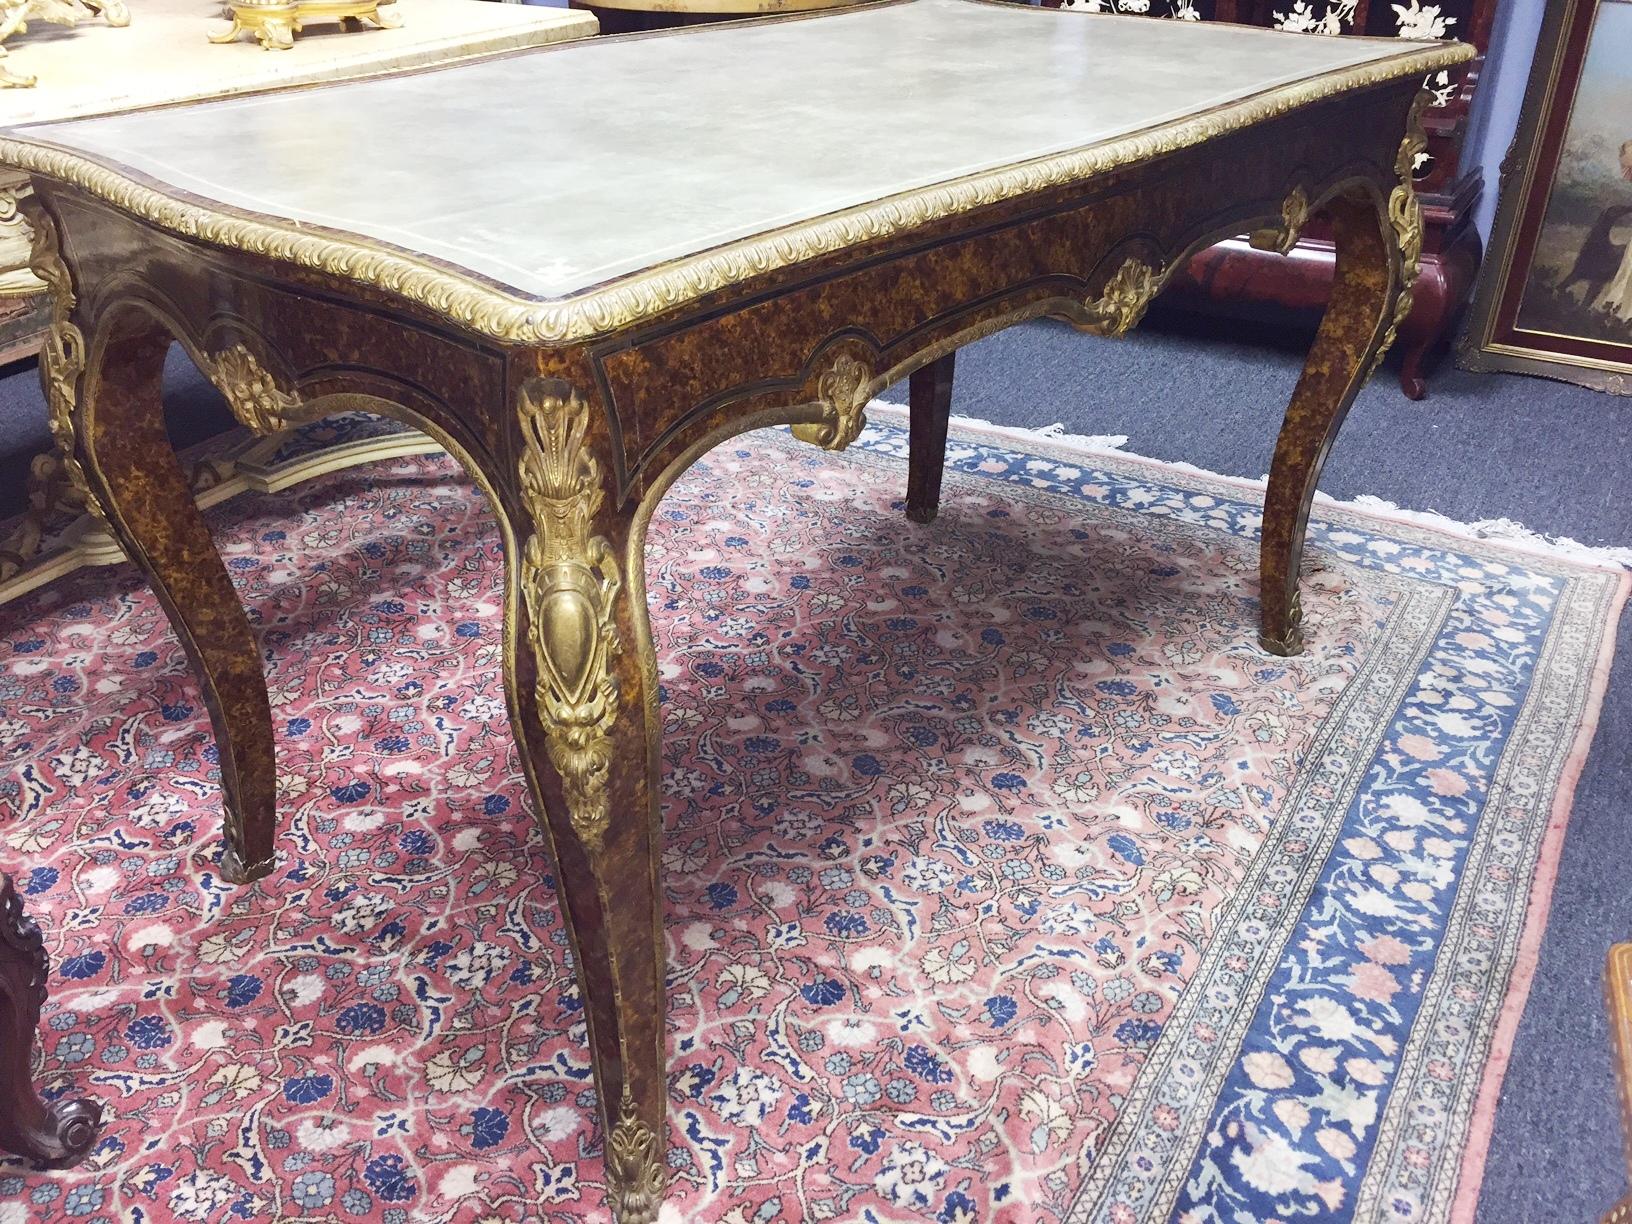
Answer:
0, 41, 1470, 346
1249, 183, 1311, 256
1368, 91, 1430, 379
607, 1090, 666, 1224
791, 350, 872, 452
517, 380, 623, 853
203, 343, 300, 435
1080, 257, 1162, 338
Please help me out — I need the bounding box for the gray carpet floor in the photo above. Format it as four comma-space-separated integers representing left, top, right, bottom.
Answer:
0, 314, 1626, 1220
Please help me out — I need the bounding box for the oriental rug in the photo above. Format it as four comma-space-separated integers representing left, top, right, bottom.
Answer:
0, 409, 1623, 1224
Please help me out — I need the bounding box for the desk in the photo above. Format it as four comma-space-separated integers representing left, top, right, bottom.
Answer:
0, 4, 1466, 1216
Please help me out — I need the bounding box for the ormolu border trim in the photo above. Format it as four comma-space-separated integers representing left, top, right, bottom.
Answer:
0, 38, 1469, 347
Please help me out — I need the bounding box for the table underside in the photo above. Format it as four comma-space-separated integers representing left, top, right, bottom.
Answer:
3, 62, 1438, 1224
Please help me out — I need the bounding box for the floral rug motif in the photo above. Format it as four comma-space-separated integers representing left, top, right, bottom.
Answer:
0, 409, 1622, 1224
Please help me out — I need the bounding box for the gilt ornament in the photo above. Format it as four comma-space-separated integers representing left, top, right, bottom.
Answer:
1080, 257, 1162, 338
21, 197, 103, 527
517, 381, 623, 853
204, 343, 300, 435
791, 351, 872, 452
607, 1090, 666, 1224
1250, 183, 1311, 256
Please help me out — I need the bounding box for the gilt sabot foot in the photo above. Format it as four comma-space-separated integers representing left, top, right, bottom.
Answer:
607, 1099, 667, 1224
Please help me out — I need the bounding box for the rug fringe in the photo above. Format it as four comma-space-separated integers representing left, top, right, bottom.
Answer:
869, 400, 1632, 572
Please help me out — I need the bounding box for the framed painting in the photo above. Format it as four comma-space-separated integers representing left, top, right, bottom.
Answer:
1462, 0, 1632, 393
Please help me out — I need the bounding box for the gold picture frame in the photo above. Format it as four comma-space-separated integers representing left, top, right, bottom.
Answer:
1460, 0, 1632, 394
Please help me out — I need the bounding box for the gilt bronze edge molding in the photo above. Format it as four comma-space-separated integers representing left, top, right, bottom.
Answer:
0, 45, 1469, 348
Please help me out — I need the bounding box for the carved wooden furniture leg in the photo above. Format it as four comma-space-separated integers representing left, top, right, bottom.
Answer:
1258, 187, 1398, 655
906, 352, 955, 524
66, 311, 279, 884
1259, 104, 1424, 656
507, 381, 666, 1223
0, 873, 102, 1167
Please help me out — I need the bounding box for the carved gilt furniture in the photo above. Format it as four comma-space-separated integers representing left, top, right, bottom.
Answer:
0, 3, 1465, 1215
210, 0, 403, 51
0, 0, 598, 1176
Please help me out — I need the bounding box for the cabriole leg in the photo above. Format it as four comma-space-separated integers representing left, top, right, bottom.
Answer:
0, 873, 102, 1167
505, 379, 667, 1223
1258, 187, 1402, 656
906, 351, 956, 524
77, 320, 279, 882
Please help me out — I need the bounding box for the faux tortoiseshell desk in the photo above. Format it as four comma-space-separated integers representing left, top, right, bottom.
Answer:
0, 3, 1468, 1215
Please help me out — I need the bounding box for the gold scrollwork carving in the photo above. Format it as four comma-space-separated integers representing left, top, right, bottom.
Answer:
1367, 91, 1431, 380
607, 1089, 666, 1224
517, 380, 623, 853
791, 350, 872, 452
1249, 183, 1310, 256
203, 343, 300, 435
22, 197, 104, 528
1080, 257, 1162, 338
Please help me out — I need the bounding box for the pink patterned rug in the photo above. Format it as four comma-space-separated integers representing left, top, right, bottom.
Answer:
0, 410, 1623, 1224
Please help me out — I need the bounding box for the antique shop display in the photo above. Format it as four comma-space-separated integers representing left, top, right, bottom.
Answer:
1461, 0, 1632, 394
0, 0, 126, 91
0, 1, 1465, 1214
1054, 0, 1498, 400
211, 0, 403, 51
